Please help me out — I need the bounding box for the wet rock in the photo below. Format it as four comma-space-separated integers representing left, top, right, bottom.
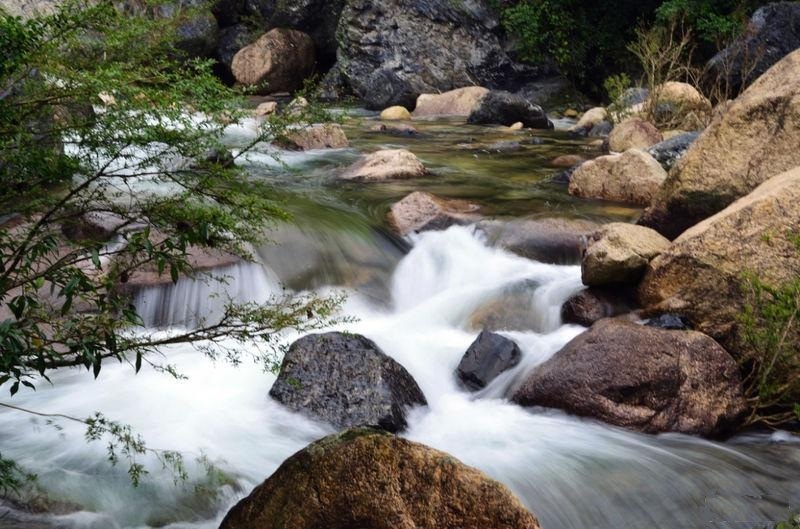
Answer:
467, 90, 552, 129
617, 87, 650, 108
340, 149, 426, 182
639, 49, 800, 239
387, 191, 480, 236
588, 121, 613, 137
707, 2, 800, 96
253, 101, 278, 117
607, 118, 663, 152
380, 105, 412, 120
548, 165, 578, 186
458, 140, 523, 153
369, 123, 419, 136
551, 154, 586, 168
219, 428, 541, 529
412, 86, 490, 118
569, 149, 668, 206
269, 333, 427, 432
231, 28, 315, 94
62, 211, 142, 242
330, 1, 554, 109
457, 331, 522, 391
582, 223, 671, 286
561, 287, 637, 327
645, 313, 689, 330
639, 167, 800, 359
200, 147, 235, 168
276, 123, 349, 150
478, 217, 599, 265
569, 107, 607, 135
511, 318, 747, 437
646, 131, 700, 171
467, 282, 543, 333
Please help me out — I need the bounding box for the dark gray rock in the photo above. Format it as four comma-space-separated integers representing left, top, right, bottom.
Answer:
269, 332, 427, 432
645, 313, 689, 330
467, 90, 552, 129
457, 331, 522, 390
647, 131, 701, 171
216, 24, 256, 80
478, 217, 598, 265
549, 164, 578, 185
511, 318, 747, 437
561, 287, 636, 327
330, 0, 556, 109
617, 87, 650, 108
707, 2, 800, 96
588, 120, 613, 137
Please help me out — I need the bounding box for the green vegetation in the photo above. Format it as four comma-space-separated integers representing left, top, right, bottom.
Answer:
740, 238, 800, 429
493, 0, 770, 98
0, 0, 341, 490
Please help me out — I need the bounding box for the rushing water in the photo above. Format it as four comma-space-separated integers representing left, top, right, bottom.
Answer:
1, 111, 799, 529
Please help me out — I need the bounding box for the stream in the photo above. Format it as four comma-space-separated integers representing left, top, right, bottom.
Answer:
1, 111, 799, 529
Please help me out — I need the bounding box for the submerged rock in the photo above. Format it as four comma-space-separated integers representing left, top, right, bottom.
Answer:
511, 318, 746, 437
640, 49, 800, 239
231, 28, 315, 94
479, 217, 599, 265
387, 191, 480, 236
457, 331, 522, 391
340, 149, 426, 182
467, 90, 552, 129
269, 332, 427, 432
219, 428, 541, 529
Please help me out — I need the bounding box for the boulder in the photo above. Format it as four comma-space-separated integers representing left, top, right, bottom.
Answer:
707, 2, 800, 96
639, 49, 800, 239
646, 131, 700, 171
508, 121, 524, 131
231, 28, 316, 94
639, 167, 800, 358
607, 119, 663, 152
219, 428, 541, 529
551, 154, 586, 168
340, 149, 427, 182
369, 123, 420, 136
569, 107, 608, 135
478, 217, 599, 265
467, 281, 543, 333
651, 82, 711, 112
387, 192, 480, 236
467, 90, 552, 129
617, 87, 650, 108
380, 106, 412, 120
561, 287, 637, 327
276, 123, 349, 150
588, 121, 613, 137
253, 101, 278, 117
568, 149, 668, 206
269, 332, 427, 432
457, 331, 522, 391
582, 223, 671, 286
412, 86, 490, 118
329, 1, 555, 109
511, 318, 746, 437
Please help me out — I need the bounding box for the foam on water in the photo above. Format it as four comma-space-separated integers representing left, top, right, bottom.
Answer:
0, 226, 798, 529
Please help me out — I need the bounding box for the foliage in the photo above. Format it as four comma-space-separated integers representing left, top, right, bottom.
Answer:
740, 236, 800, 428
0, 0, 342, 486
603, 73, 633, 124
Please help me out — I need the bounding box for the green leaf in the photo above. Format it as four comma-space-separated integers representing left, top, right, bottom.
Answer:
135, 352, 142, 374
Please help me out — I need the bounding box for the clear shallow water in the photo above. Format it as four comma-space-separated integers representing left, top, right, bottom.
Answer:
1, 112, 799, 529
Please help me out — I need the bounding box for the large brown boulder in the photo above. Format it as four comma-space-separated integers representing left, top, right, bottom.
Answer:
568, 149, 668, 206
219, 428, 541, 529
639, 167, 800, 358
340, 149, 427, 182
582, 223, 670, 286
639, 49, 800, 240
412, 86, 490, 118
231, 28, 315, 94
561, 287, 636, 327
511, 318, 746, 437
387, 192, 480, 236
607, 119, 663, 152
275, 123, 349, 151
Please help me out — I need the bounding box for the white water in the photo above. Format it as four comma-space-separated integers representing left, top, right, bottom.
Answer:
1, 226, 799, 529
